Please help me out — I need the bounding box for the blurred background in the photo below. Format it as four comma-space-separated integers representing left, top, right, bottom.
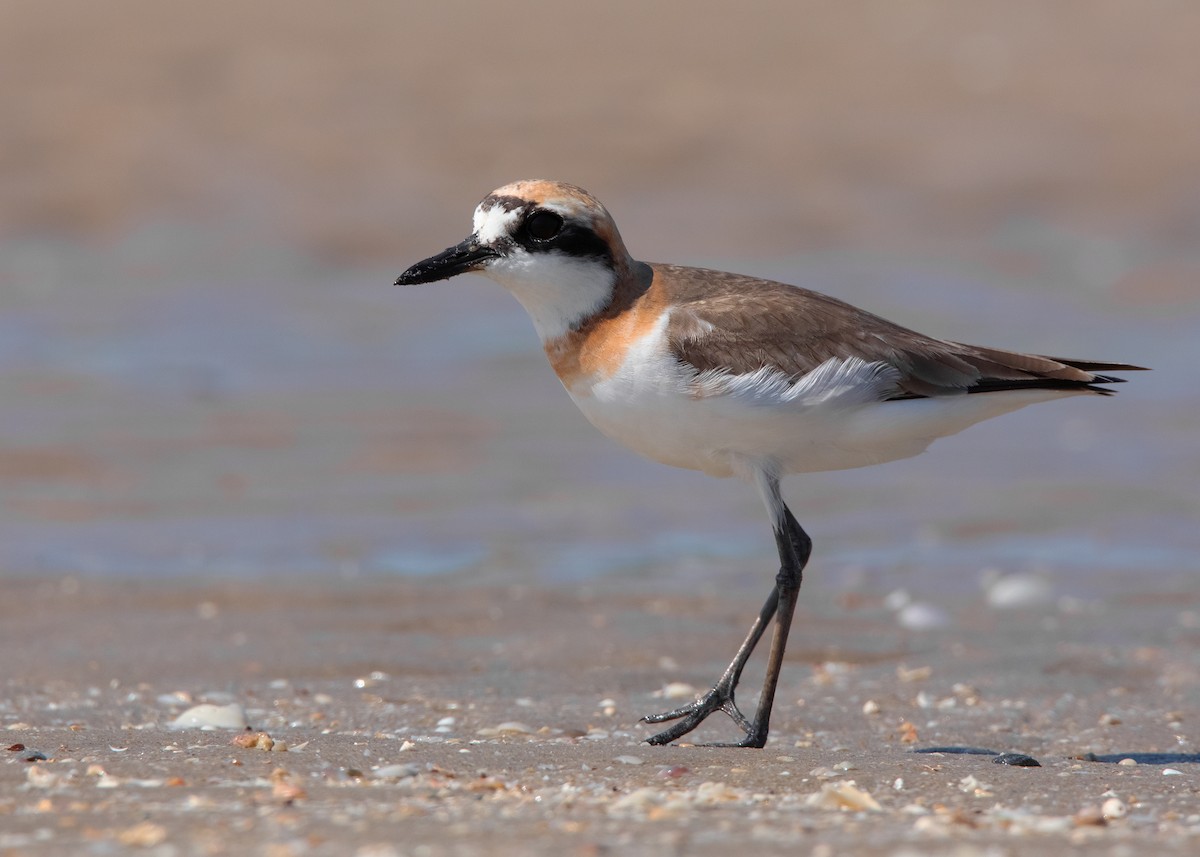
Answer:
1, 0, 1196, 603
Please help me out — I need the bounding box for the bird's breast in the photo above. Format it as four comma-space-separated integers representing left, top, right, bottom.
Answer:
541, 289, 671, 393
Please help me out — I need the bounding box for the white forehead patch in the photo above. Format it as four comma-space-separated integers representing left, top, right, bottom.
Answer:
473, 204, 522, 244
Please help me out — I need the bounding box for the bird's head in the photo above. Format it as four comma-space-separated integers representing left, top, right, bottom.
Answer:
396, 180, 635, 339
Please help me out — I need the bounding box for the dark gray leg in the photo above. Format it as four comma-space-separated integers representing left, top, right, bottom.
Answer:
642, 504, 811, 747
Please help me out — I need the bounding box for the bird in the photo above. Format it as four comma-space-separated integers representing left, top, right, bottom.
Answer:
395, 179, 1146, 748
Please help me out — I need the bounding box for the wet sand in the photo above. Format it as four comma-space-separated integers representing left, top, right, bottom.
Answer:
4, 574, 1200, 855
3, 2, 1200, 854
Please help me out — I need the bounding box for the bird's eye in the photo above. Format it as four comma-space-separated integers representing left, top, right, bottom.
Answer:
525, 211, 563, 242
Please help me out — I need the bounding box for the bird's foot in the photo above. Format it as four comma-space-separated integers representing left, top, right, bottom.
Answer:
641, 684, 765, 747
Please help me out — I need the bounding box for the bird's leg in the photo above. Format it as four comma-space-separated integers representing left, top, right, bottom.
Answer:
641, 586, 779, 744
642, 503, 811, 747
743, 505, 810, 746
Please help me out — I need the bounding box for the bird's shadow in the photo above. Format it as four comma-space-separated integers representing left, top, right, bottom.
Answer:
1076, 752, 1200, 765
915, 746, 1200, 766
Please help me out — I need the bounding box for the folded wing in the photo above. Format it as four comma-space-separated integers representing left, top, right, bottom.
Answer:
658, 264, 1146, 400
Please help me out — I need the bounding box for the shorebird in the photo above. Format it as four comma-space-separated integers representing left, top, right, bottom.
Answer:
395, 180, 1145, 748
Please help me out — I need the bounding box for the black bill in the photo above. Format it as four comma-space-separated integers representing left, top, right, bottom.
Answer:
394, 237, 499, 285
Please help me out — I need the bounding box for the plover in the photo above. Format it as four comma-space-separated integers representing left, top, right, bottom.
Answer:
396, 180, 1145, 748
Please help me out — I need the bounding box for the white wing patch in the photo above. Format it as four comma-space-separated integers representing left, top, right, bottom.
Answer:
691, 357, 903, 409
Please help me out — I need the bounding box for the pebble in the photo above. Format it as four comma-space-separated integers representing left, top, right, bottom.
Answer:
25, 765, 65, 789
992, 752, 1041, 767
693, 781, 737, 804
476, 721, 535, 737
1102, 797, 1127, 819
117, 821, 168, 847
1075, 805, 1107, 826
659, 682, 698, 700
353, 671, 389, 689
985, 573, 1054, 609
805, 780, 882, 812
613, 755, 644, 765
373, 763, 421, 779
168, 703, 248, 730
496, 722, 533, 734
959, 775, 994, 797
231, 731, 276, 751
896, 602, 950, 631
883, 589, 910, 611
896, 665, 932, 683
609, 787, 662, 814
911, 815, 947, 834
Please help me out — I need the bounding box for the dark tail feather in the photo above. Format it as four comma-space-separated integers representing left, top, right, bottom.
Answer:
921, 344, 1149, 399
965, 354, 1147, 397
1040, 357, 1149, 376
967, 376, 1121, 396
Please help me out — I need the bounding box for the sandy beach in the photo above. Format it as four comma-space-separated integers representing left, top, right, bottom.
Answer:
5, 574, 1200, 855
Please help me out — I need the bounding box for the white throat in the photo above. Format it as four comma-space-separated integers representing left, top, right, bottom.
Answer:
480, 251, 616, 341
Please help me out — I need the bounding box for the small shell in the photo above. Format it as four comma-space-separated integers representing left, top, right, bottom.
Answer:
805, 780, 882, 812
169, 703, 248, 731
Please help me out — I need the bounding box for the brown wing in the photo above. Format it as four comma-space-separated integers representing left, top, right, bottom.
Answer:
655, 264, 1145, 399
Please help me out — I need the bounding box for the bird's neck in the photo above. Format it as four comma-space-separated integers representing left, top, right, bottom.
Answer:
486, 255, 630, 342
